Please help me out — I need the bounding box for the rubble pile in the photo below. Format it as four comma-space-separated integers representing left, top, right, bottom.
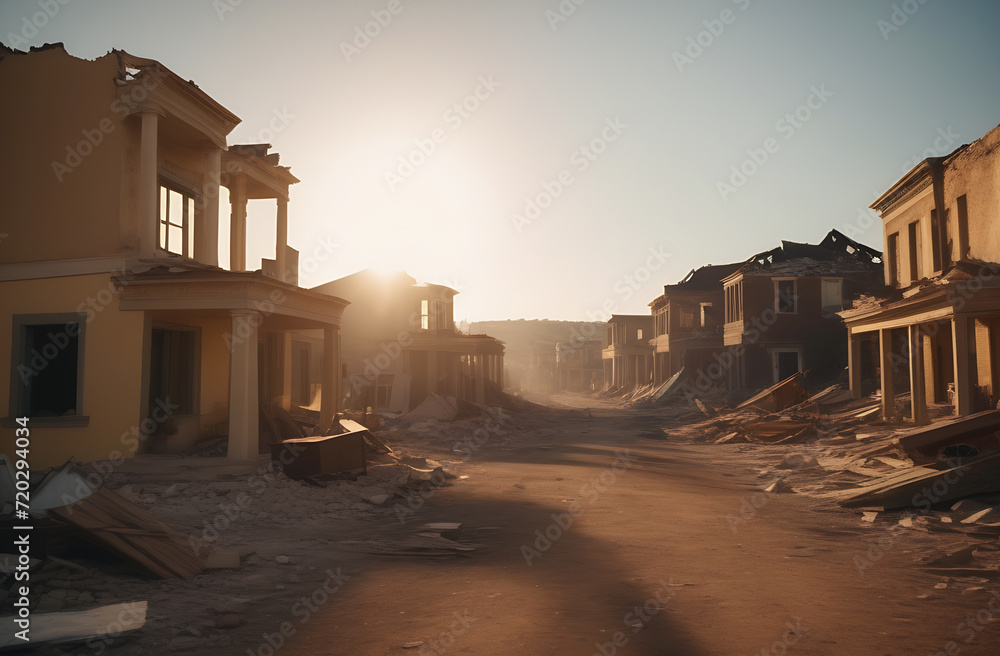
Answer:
667, 378, 1000, 580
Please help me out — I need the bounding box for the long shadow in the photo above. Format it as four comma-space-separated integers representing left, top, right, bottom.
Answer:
278, 411, 715, 655
292, 493, 707, 656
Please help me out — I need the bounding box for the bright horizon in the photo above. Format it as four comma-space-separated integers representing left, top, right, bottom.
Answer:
5, 0, 1000, 322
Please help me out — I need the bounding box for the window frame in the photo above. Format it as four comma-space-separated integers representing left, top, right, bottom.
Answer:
157, 180, 197, 258
887, 232, 900, 286
820, 278, 844, 313
420, 300, 430, 331
773, 278, 798, 315
4, 312, 89, 427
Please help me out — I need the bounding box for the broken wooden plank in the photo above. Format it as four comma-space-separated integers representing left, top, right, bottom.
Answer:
339, 418, 393, 454
0, 601, 147, 649
736, 372, 808, 413
741, 421, 812, 443
29, 462, 95, 513
833, 452, 1000, 510
893, 410, 1000, 462
694, 398, 717, 418
47, 488, 204, 579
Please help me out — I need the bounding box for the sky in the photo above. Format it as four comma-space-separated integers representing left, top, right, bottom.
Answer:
5, 0, 1000, 322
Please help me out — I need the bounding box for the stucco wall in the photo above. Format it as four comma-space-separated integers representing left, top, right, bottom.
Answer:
0, 49, 127, 264
881, 185, 936, 287
943, 125, 1000, 263
0, 273, 145, 468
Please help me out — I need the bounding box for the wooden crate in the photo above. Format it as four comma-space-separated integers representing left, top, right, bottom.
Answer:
270, 431, 367, 477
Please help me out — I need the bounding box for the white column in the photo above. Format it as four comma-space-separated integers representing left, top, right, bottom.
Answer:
848, 331, 862, 399
953, 316, 972, 415
276, 196, 288, 283
880, 328, 896, 421
139, 111, 159, 258
228, 310, 260, 460
280, 332, 293, 412
230, 176, 247, 272
475, 355, 486, 403
203, 148, 221, 267
909, 325, 929, 425
320, 328, 339, 434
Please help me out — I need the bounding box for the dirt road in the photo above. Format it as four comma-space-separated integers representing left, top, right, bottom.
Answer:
272, 399, 1000, 656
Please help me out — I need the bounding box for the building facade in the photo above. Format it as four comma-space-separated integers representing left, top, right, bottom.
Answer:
0, 44, 346, 466
649, 262, 743, 386
312, 269, 505, 412
843, 123, 1000, 422
602, 314, 653, 392
556, 339, 603, 393
722, 230, 883, 393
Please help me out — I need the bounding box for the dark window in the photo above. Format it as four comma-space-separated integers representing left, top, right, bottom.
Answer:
887, 233, 900, 286
8, 314, 87, 424
931, 210, 942, 272
908, 221, 920, 281
957, 194, 970, 260
776, 280, 796, 313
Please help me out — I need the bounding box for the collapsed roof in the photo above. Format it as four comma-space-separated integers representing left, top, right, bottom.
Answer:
736, 229, 883, 277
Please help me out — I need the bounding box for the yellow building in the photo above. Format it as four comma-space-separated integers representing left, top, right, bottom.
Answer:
0, 43, 346, 467
843, 122, 1000, 422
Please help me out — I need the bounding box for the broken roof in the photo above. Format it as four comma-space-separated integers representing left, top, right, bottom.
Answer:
0, 42, 241, 149
668, 262, 745, 292
841, 259, 1000, 324
730, 229, 882, 279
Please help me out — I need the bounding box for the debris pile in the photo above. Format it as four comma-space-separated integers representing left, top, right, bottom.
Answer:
666, 377, 1000, 581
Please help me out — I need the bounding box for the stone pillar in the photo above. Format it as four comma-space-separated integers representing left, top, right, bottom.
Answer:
230, 176, 247, 272
276, 196, 288, 283
475, 355, 486, 404
320, 328, 339, 433
848, 331, 863, 400
953, 316, 971, 415
228, 310, 260, 460
280, 332, 293, 412
139, 111, 159, 258
203, 148, 221, 266
909, 325, 929, 425
879, 328, 896, 421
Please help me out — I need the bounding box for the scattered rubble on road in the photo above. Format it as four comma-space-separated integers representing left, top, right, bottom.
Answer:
0, 401, 527, 654
665, 376, 1000, 583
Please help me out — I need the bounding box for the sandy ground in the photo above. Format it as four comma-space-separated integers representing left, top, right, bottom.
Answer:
17, 393, 1000, 655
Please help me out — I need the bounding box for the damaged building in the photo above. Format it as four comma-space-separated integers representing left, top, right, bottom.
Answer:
602, 314, 653, 392
648, 262, 744, 387
555, 339, 604, 393
311, 269, 505, 412
842, 122, 1000, 422
721, 229, 883, 393
0, 44, 347, 467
